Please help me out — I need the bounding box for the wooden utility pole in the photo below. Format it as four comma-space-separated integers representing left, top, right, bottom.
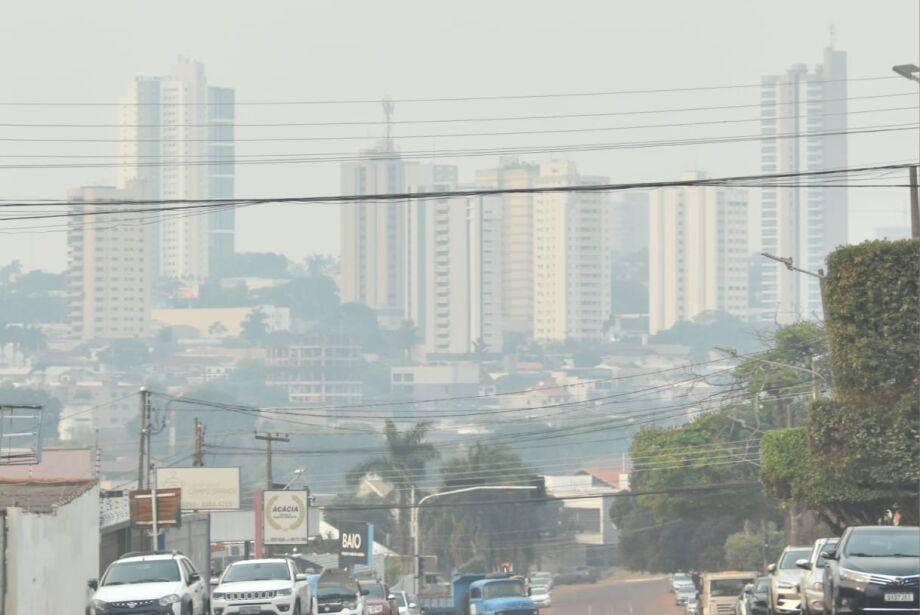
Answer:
193, 418, 206, 467
137, 387, 150, 490
910, 166, 919, 239
254, 432, 289, 489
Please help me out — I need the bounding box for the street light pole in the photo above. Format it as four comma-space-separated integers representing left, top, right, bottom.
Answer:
891, 64, 920, 238
411, 485, 538, 594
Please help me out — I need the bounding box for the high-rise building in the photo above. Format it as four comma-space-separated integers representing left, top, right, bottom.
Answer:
67, 182, 153, 340
476, 157, 540, 338
648, 173, 749, 334
760, 46, 847, 323
610, 192, 650, 257
118, 57, 235, 281
339, 144, 407, 326
532, 161, 612, 342
266, 333, 364, 404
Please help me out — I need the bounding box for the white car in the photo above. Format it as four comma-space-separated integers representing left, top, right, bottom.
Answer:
390, 591, 421, 615
530, 585, 552, 609
87, 551, 209, 615
211, 558, 312, 615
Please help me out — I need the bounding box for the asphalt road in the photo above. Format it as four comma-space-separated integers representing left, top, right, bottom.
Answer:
545, 577, 685, 615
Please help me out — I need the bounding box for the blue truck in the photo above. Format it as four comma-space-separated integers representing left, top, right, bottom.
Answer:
450, 574, 538, 615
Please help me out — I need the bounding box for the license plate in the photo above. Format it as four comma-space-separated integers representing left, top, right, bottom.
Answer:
240, 607, 262, 614
884, 592, 914, 602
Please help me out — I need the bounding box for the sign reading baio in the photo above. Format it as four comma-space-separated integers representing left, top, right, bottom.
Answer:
263, 490, 309, 544
339, 522, 374, 567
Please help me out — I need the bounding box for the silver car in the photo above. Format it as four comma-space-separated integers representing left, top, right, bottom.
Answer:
391, 591, 420, 615
768, 546, 812, 614
795, 537, 838, 615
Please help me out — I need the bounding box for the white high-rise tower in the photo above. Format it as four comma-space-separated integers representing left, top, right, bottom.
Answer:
118, 57, 235, 281
760, 46, 847, 323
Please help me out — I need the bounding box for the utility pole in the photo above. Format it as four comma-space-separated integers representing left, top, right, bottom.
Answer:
137, 387, 150, 490
193, 418, 205, 467
910, 166, 919, 239
254, 432, 289, 489
411, 484, 418, 594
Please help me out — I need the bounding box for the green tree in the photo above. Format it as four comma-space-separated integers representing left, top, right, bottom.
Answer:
241, 308, 270, 344
258, 276, 340, 322
723, 525, 785, 572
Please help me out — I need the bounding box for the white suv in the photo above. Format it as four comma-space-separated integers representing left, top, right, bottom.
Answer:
211, 558, 312, 615
87, 551, 208, 615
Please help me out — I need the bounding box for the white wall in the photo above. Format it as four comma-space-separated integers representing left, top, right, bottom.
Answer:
5, 484, 100, 613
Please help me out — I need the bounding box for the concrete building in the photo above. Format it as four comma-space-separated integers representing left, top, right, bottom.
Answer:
760, 46, 847, 323
67, 182, 154, 340
404, 163, 504, 356
340, 144, 407, 326
543, 474, 619, 569
610, 192, 650, 257
532, 161, 612, 342
648, 174, 749, 334
390, 362, 481, 399
476, 158, 541, 338
118, 57, 235, 281
266, 333, 364, 404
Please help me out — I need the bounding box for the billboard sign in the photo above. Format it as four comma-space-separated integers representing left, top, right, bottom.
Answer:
129, 488, 182, 527
263, 490, 309, 544
156, 467, 241, 511
339, 522, 374, 567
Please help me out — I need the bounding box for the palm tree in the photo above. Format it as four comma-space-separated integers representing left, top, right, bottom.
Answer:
348, 420, 439, 557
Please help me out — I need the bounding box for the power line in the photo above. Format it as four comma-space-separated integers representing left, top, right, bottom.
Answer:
0, 75, 898, 107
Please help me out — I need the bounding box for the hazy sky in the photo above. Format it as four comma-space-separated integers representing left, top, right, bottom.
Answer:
2, 0, 917, 272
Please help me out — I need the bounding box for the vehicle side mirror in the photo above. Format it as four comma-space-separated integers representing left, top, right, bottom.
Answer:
767, 564, 777, 574
795, 559, 812, 570
88, 579, 98, 591
743, 584, 753, 595
188, 572, 201, 584
210, 577, 220, 586
820, 550, 837, 560
296, 574, 307, 581
388, 595, 396, 601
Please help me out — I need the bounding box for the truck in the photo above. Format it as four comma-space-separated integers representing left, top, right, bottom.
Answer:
700, 571, 757, 615
420, 574, 538, 615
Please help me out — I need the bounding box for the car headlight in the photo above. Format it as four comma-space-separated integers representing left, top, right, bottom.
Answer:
212, 592, 225, 600
344, 601, 357, 610
91, 599, 109, 612
159, 594, 181, 606
277, 588, 292, 596
839, 568, 872, 584
369, 605, 385, 614
811, 581, 823, 590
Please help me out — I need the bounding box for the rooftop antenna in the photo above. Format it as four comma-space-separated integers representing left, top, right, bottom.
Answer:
382, 97, 395, 152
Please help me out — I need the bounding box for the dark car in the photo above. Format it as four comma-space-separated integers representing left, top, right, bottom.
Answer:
735, 576, 769, 615
823, 525, 920, 615
360, 580, 399, 615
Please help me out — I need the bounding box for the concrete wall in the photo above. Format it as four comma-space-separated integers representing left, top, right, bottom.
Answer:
4, 484, 99, 613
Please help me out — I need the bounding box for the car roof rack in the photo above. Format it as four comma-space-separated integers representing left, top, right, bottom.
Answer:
118, 550, 180, 560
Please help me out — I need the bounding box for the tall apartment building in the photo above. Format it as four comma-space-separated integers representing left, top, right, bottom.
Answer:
475, 157, 540, 337
610, 192, 649, 257
266, 334, 364, 404
118, 57, 235, 281
648, 173, 749, 334
339, 144, 407, 326
532, 161, 612, 342
760, 46, 847, 323
67, 182, 153, 340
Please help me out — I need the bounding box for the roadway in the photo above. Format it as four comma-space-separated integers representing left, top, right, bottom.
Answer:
545, 576, 685, 615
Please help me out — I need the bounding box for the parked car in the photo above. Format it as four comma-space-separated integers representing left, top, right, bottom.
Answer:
86, 551, 209, 615
676, 583, 698, 606
768, 545, 812, 614
795, 537, 839, 614
359, 580, 398, 615
823, 525, 920, 615
391, 591, 421, 615
529, 585, 552, 609
316, 569, 365, 615
530, 572, 553, 590
735, 577, 769, 615
672, 572, 693, 593
684, 594, 700, 615
210, 558, 312, 615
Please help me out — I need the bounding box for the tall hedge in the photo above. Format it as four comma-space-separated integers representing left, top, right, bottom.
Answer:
824, 239, 920, 404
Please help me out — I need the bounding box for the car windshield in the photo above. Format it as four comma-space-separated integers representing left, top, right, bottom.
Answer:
678, 586, 696, 594
710, 579, 752, 596
223, 562, 291, 582
319, 584, 357, 599
844, 528, 920, 557
103, 560, 181, 586
483, 581, 526, 599
779, 549, 812, 569
754, 579, 769, 593
362, 583, 387, 599
393, 594, 407, 606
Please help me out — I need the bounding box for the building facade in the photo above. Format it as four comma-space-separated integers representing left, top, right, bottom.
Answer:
760, 46, 847, 323
67, 183, 153, 340
118, 57, 235, 281
266, 334, 364, 404
532, 161, 612, 342
648, 173, 749, 334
